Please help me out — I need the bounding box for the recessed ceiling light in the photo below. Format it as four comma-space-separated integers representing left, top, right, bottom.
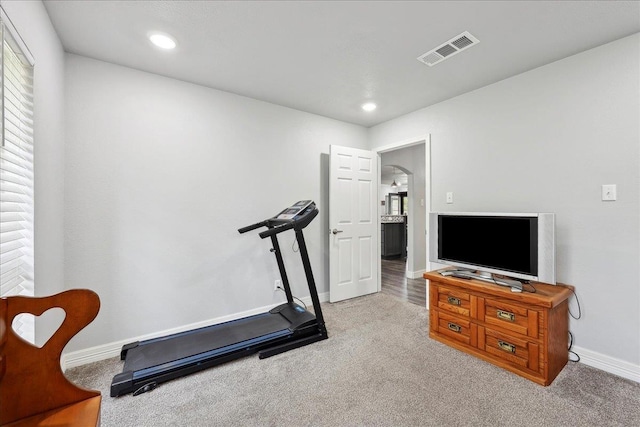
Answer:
149, 32, 177, 50
362, 102, 377, 112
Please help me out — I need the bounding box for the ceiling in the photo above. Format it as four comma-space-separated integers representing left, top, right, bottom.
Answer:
381, 165, 408, 188
43, 1, 640, 127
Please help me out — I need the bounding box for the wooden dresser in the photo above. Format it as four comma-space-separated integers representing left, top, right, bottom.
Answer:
424, 270, 573, 385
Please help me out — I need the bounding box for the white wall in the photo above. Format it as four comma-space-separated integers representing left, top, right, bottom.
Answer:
64, 54, 368, 351
370, 34, 640, 368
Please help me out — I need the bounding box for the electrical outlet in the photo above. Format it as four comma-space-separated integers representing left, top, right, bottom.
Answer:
446, 192, 454, 204
274, 279, 281, 291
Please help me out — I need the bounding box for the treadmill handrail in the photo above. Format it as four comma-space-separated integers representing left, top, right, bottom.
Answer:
259, 222, 295, 239
238, 220, 268, 234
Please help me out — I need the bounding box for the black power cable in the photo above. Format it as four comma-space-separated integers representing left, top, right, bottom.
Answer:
568, 331, 580, 362
564, 286, 582, 362
567, 287, 582, 320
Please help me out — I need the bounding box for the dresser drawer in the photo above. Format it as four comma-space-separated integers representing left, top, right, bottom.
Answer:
433, 310, 475, 346
479, 327, 540, 373
481, 298, 540, 338
434, 285, 473, 318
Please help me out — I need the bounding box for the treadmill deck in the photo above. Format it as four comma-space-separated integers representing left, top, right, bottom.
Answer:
124, 312, 292, 373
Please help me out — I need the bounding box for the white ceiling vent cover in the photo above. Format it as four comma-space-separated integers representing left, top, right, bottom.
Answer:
417, 31, 479, 67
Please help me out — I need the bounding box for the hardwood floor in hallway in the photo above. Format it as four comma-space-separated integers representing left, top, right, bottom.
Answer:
381, 258, 426, 307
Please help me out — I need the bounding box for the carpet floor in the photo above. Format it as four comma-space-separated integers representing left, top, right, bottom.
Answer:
67, 293, 640, 426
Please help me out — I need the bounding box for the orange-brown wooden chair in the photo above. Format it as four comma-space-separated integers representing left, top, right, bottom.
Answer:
0, 289, 101, 426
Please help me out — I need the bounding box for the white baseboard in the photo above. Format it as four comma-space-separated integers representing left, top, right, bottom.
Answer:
62, 291, 329, 371
408, 270, 426, 279
572, 345, 640, 383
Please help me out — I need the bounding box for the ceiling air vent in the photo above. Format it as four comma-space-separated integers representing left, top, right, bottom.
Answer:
417, 31, 479, 67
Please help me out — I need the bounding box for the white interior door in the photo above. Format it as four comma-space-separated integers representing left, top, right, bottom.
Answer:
329, 145, 378, 302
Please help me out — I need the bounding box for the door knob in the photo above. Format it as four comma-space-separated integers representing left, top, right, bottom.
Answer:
331, 229, 343, 235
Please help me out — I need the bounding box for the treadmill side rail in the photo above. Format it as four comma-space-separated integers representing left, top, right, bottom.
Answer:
111, 371, 134, 397
258, 332, 327, 359
120, 341, 139, 360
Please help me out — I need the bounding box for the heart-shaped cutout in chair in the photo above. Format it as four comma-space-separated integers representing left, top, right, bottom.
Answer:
12, 307, 66, 348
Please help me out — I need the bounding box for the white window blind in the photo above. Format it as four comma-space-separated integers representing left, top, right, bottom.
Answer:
1, 8, 35, 319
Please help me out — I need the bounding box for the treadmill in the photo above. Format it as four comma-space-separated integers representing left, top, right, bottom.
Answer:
110, 200, 328, 397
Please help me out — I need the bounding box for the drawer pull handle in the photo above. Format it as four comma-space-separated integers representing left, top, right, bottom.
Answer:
497, 310, 515, 322
498, 340, 516, 353
447, 322, 461, 333
447, 296, 461, 306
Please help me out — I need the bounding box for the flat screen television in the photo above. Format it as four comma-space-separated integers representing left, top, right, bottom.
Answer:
429, 212, 556, 285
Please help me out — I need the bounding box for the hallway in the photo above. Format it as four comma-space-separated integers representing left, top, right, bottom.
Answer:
381, 258, 426, 307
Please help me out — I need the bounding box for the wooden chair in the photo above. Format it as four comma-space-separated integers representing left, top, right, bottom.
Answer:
0, 289, 101, 426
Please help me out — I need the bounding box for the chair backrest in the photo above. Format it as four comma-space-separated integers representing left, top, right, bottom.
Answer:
0, 289, 101, 425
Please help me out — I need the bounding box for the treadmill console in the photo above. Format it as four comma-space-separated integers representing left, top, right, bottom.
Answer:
276, 200, 313, 220
237, 200, 317, 237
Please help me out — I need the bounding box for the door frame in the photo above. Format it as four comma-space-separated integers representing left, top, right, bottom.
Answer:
373, 134, 431, 305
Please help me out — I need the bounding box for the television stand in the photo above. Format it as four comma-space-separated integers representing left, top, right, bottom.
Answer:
424, 269, 573, 385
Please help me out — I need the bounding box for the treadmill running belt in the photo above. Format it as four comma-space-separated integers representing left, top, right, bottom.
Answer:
123, 312, 292, 372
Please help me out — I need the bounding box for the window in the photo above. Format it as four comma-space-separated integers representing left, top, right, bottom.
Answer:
1, 9, 35, 341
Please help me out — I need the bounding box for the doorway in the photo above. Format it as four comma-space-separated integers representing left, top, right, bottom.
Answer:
375, 136, 431, 307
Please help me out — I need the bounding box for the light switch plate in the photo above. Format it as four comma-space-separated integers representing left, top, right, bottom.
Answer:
446, 192, 453, 204
602, 184, 617, 201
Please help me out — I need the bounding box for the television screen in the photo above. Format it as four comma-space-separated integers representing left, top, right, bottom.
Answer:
438, 215, 538, 276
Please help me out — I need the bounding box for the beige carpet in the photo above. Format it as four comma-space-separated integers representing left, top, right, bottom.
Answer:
67, 293, 640, 426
